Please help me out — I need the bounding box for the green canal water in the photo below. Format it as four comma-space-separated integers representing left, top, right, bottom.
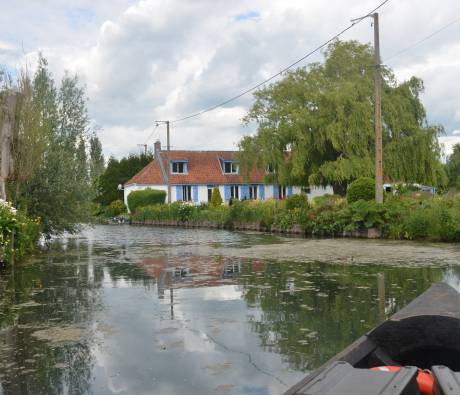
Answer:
0, 225, 459, 395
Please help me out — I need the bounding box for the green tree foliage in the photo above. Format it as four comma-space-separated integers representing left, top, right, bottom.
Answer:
239, 40, 446, 195
96, 153, 153, 206
285, 193, 309, 210
89, 132, 105, 187
127, 188, 166, 212
210, 187, 223, 208
347, 177, 375, 203
105, 199, 126, 217
445, 144, 460, 189
2, 55, 101, 235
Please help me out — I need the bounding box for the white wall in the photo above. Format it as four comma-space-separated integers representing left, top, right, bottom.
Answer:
265, 185, 274, 199
198, 185, 208, 203
124, 183, 333, 208
308, 185, 334, 200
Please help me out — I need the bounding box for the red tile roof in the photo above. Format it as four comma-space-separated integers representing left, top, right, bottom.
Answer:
125, 150, 266, 185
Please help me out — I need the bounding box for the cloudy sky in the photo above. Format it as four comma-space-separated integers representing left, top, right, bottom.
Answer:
2, 0, 460, 159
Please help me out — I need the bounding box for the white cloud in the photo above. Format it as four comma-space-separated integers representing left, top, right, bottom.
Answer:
2, 0, 460, 158
439, 135, 460, 160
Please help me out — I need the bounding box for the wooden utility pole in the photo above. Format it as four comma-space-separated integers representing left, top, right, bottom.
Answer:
156, 120, 172, 203
0, 93, 17, 201
373, 12, 384, 204
166, 120, 171, 204
166, 120, 170, 151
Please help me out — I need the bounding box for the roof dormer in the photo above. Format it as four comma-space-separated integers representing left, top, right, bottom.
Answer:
171, 160, 188, 174
222, 160, 239, 174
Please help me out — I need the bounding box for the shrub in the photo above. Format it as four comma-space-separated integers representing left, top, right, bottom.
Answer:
127, 188, 166, 212
285, 194, 309, 211
346, 200, 386, 231
105, 199, 126, 217
0, 200, 40, 264
177, 203, 195, 222
311, 194, 342, 207
347, 177, 375, 203
210, 187, 223, 208
403, 208, 431, 239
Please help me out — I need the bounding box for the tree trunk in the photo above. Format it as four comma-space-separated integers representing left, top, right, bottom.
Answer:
332, 182, 347, 196
0, 93, 17, 201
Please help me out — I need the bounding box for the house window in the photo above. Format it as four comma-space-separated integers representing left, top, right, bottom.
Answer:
172, 161, 187, 174
301, 186, 311, 194
249, 185, 258, 200
224, 161, 239, 174
278, 185, 287, 199
182, 185, 192, 201
207, 185, 215, 202
230, 185, 239, 199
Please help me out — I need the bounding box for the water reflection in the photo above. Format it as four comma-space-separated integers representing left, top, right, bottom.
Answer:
0, 225, 459, 395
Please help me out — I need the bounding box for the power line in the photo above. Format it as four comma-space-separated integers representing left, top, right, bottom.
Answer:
143, 123, 159, 145
385, 15, 460, 62
170, 0, 391, 124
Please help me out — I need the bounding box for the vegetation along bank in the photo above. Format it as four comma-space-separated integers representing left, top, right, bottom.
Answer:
128, 178, 460, 242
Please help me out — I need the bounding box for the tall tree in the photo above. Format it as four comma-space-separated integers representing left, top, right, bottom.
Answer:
88, 132, 105, 188
239, 40, 446, 194
96, 153, 153, 206
445, 144, 460, 189
9, 56, 95, 235
58, 73, 88, 148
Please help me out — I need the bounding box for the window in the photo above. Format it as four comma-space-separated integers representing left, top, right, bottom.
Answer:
230, 185, 239, 199
278, 185, 287, 199
172, 161, 187, 174
182, 185, 192, 201
224, 161, 239, 174
249, 185, 258, 200
207, 185, 215, 202
301, 186, 311, 194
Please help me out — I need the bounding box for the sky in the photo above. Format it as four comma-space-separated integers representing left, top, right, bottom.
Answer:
2, 0, 460, 159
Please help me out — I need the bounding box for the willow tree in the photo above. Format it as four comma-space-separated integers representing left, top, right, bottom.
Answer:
239, 40, 446, 195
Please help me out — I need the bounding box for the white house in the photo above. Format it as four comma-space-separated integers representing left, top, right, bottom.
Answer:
123, 141, 333, 206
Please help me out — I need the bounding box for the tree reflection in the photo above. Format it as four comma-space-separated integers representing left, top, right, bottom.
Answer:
238, 260, 446, 371
0, 240, 103, 395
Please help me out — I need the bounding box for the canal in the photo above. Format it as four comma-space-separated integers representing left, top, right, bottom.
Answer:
0, 225, 459, 395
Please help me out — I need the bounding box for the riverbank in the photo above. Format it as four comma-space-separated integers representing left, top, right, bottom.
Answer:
130, 218, 382, 238
129, 194, 460, 242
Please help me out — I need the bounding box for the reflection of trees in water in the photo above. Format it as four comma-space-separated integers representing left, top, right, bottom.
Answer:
443, 266, 460, 291
0, 243, 104, 394
239, 260, 446, 372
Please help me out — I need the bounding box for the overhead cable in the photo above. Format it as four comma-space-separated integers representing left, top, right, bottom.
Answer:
169, 0, 391, 124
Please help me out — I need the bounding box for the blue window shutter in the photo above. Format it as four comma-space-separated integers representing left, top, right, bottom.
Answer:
192, 185, 198, 202
259, 185, 265, 200
273, 185, 278, 199
288, 186, 293, 196
224, 185, 231, 201
241, 185, 249, 199
176, 186, 182, 201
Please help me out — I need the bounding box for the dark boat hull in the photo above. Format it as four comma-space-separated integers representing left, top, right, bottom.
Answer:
284, 282, 460, 394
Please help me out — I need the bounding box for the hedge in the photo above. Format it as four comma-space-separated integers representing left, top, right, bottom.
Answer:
347, 177, 375, 203
127, 189, 166, 212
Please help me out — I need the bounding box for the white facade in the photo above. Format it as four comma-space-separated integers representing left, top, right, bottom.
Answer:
124, 183, 333, 208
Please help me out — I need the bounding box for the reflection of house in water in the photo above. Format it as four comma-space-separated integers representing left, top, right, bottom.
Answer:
139, 255, 250, 299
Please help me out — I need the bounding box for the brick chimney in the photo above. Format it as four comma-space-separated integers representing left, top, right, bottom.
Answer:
154, 140, 161, 159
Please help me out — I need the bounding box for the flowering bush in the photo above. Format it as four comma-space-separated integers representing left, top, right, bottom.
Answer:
0, 199, 41, 264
